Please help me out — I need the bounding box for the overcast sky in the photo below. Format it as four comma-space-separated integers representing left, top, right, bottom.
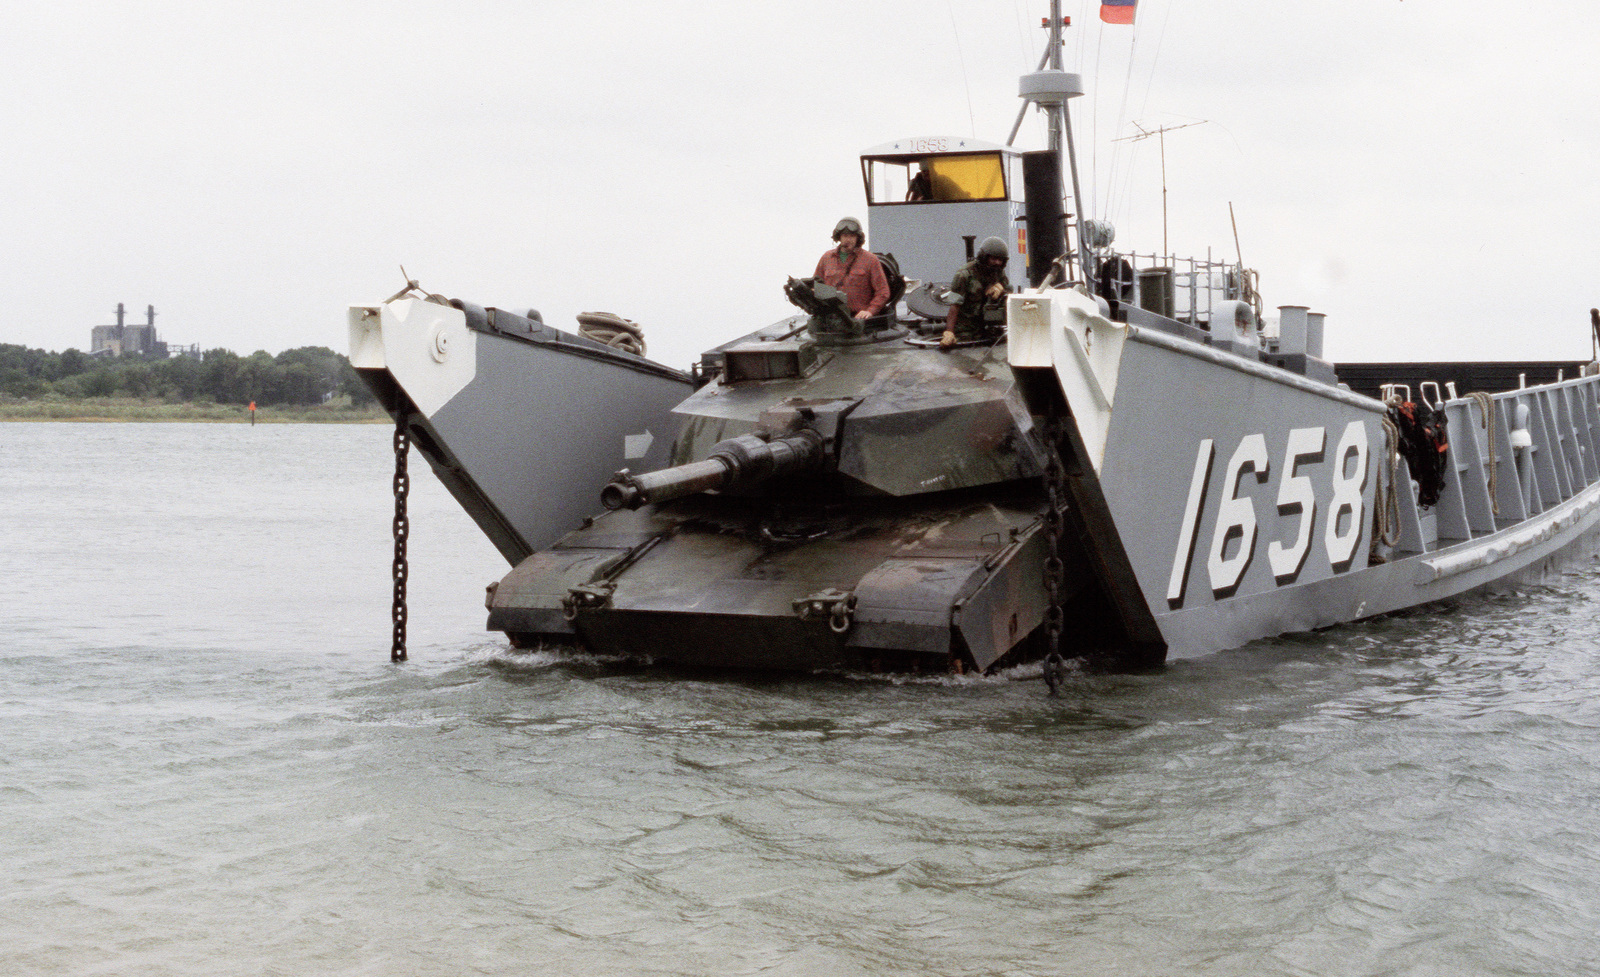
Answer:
4, 0, 1597, 369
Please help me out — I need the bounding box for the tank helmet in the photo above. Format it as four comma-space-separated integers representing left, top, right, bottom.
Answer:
977, 236, 1009, 261
832, 217, 865, 243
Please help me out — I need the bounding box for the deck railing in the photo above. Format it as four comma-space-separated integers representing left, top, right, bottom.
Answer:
1381, 372, 1600, 558
1098, 252, 1256, 330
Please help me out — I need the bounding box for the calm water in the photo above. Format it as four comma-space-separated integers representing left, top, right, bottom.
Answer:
4, 422, 1600, 976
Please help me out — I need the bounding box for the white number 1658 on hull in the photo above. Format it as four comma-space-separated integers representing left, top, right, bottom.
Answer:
1166, 421, 1369, 608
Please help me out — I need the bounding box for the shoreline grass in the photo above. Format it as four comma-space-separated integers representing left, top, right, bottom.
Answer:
0, 396, 389, 423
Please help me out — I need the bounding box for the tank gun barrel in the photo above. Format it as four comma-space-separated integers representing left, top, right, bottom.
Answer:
601, 429, 826, 510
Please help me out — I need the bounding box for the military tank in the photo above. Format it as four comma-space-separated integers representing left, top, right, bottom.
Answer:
484, 265, 1107, 673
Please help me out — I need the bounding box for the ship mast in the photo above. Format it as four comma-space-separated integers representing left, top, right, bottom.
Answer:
1014, 1, 1092, 286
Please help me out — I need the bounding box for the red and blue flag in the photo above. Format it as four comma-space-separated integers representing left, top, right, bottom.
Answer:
1100, 0, 1137, 25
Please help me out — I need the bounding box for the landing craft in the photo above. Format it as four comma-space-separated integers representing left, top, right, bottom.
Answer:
350, 5, 1600, 677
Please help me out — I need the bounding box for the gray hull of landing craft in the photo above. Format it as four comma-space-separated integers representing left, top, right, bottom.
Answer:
348, 297, 694, 565
1008, 288, 1600, 662
345, 6, 1600, 674
1114, 330, 1600, 658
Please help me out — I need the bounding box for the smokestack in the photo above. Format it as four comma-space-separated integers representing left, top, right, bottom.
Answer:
146, 304, 156, 328
116, 303, 125, 329
1022, 150, 1067, 288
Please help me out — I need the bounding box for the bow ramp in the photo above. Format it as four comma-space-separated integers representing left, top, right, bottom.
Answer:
1007, 287, 1129, 470
348, 295, 694, 565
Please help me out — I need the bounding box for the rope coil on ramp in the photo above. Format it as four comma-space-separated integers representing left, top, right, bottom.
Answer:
577, 311, 647, 356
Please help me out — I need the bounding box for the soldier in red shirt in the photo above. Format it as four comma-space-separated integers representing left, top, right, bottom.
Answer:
814, 217, 890, 320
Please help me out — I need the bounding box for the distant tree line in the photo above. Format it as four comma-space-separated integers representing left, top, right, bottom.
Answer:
0, 344, 376, 407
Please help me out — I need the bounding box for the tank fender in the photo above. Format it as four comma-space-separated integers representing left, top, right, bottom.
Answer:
845, 558, 989, 654
486, 548, 623, 637
953, 523, 1064, 671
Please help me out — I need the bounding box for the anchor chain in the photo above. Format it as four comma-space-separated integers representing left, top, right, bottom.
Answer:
1039, 416, 1073, 695
391, 416, 410, 662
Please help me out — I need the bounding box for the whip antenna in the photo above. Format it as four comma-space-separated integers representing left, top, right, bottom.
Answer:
1113, 119, 1207, 256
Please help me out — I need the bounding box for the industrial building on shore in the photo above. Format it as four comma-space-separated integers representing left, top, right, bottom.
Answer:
90, 304, 198, 359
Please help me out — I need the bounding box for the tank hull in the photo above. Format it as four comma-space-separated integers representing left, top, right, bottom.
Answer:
488, 485, 1076, 672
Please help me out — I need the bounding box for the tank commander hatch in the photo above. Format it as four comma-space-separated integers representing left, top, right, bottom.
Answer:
941, 236, 1011, 348
815, 217, 889, 321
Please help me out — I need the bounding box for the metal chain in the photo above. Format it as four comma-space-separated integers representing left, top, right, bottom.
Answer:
391, 416, 410, 662
1040, 417, 1071, 695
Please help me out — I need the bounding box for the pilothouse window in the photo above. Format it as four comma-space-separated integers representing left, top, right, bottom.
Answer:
864, 152, 1009, 204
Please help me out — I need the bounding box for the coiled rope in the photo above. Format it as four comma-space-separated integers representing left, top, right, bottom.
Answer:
1374, 415, 1402, 548
1468, 391, 1500, 516
577, 311, 647, 357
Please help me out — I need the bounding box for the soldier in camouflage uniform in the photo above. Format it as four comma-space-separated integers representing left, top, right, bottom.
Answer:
941, 236, 1011, 348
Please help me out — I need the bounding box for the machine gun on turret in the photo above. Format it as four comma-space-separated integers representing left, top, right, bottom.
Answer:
783, 278, 859, 338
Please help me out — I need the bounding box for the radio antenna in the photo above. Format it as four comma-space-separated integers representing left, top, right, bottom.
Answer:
1114, 119, 1207, 256
1228, 201, 1244, 268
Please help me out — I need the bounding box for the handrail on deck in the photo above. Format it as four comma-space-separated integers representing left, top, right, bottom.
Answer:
1101, 251, 1256, 330
1383, 373, 1600, 557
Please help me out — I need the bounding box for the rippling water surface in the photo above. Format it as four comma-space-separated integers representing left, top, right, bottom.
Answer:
5, 422, 1600, 976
